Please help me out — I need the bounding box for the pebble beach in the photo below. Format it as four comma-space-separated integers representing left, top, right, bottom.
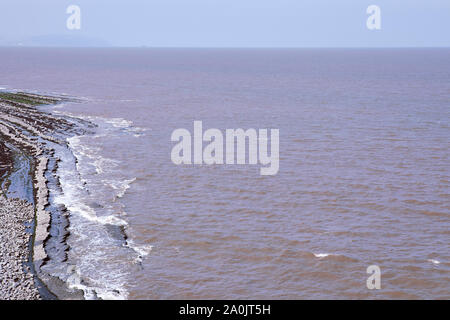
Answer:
0, 197, 40, 299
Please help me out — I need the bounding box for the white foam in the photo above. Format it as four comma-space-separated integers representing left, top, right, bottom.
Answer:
102, 177, 136, 199
104, 118, 133, 128
54, 162, 130, 299
93, 157, 119, 174
66, 265, 128, 300
68, 135, 119, 175
103, 117, 147, 136
67, 136, 100, 159
314, 253, 331, 258
53, 111, 147, 137
125, 239, 153, 263
428, 259, 440, 265
55, 185, 128, 227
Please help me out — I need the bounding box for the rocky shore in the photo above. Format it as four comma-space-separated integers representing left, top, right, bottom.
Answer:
0, 91, 93, 300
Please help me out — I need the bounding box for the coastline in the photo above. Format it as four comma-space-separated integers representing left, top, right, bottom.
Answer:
0, 92, 91, 300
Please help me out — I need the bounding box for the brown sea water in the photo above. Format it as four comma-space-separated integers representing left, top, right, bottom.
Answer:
0, 48, 449, 299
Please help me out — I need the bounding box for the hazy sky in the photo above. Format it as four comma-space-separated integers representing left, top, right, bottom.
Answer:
0, 0, 449, 47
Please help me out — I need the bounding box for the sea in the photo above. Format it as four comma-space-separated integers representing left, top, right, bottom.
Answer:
0, 48, 449, 299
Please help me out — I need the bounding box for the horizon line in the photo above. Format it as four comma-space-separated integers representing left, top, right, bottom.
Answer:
1, 45, 450, 49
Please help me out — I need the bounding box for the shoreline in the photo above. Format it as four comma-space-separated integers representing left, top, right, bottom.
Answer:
0, 91, 91, 300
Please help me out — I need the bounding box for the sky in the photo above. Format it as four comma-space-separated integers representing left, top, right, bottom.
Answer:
0, 0, 449, 47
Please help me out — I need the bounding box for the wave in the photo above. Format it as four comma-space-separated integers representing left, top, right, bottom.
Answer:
312, 252, 358, 263
102, 177, 136, 200
313, 253, 331, 258
54, 110, 147, 137
125, 239, 153, 264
